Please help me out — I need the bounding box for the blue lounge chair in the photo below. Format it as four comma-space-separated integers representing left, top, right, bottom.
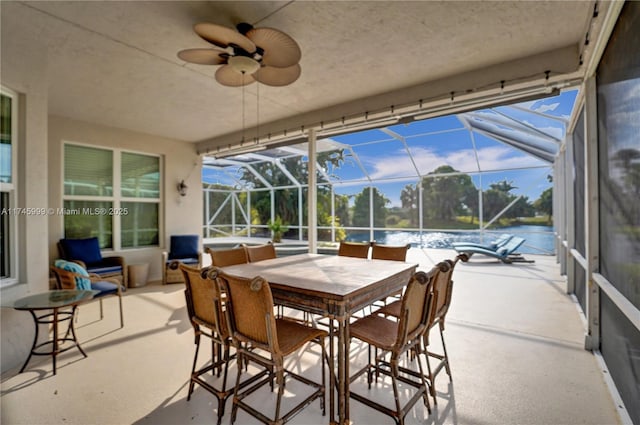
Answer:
451, 233, 513, 250
453, 236, 533, 263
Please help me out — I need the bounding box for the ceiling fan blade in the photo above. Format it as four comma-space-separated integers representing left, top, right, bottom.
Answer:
194, 23, 256, 53
215, 65, 256, 87
255, 64, 301, 87
177, 48, 227, 65
246, 27, 301, 68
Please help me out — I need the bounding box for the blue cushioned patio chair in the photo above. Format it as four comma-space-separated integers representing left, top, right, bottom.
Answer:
453, 236, 533, 263
58, 237, 127, 286
162, 235, 202, 284
51, 260, 124, 327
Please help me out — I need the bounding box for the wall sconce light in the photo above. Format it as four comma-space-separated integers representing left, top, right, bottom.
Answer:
177, 180, 188, 197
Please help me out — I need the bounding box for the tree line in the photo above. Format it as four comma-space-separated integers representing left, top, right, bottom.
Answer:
204, 152, 553, 239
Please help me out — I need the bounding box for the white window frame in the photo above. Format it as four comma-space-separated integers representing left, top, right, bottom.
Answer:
62, 142, 163, 251
1, 86, 19, 287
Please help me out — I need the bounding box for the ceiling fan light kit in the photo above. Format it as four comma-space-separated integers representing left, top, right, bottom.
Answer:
178, 22, 301, 87
228, 55, 261, 75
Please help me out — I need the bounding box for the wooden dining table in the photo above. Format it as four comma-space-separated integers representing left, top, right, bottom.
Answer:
222, 253, 418, 425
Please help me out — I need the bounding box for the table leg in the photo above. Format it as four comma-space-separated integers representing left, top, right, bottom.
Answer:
337, 315, 349, 424
19, 306, 87, 375
52, 308, 59, 375
68, 306, 88, 358
329, 320, 335, 423
19, 310, 40, 373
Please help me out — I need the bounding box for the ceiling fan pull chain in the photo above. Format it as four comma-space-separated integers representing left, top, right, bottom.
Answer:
241, 71, 246, 144
256, 80, 260, 144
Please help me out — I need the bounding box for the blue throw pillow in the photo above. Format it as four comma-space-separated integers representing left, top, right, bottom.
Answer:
61, 237, 103, 265
168, 235, 199, 260
54, 259, 92, 290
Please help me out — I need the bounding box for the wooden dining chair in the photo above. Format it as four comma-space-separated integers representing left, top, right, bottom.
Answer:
370, 242, 411, 308
337, 240, 371, 258
180, 264, 232, 425
348, 270, 436, 425
244, 241, 276, 263
207, 246, 249, 267
375, 255, 467, 404
422, 253, 468, 402
371, 241, 410, 262
212, 267, 328, 425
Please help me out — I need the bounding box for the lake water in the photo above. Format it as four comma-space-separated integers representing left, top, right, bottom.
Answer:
346, 225, 555, 255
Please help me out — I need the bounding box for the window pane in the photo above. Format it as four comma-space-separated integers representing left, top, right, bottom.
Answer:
121, 152, 159, 198
0, 94, 12, 184
64, 145, 113, 196
63, 200, 113, 249
1, 192, 10, 277
121, 202, 159, 248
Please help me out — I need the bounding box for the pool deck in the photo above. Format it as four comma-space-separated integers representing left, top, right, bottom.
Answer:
0, 248, 624, 425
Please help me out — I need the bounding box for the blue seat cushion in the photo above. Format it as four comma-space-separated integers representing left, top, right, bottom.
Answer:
87, 265, 123, 275
166, 257, 199, 266
91, 280, 120, 296
168, 235, 199, 260
54, 259, 92, 290
61, 237, 103, 265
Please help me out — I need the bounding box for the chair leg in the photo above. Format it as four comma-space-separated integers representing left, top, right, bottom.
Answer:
231, 352, 244, 425
439, 324, 452, 380
118, 296, 124, 328
216, 343, 231, 425
99, 298, 104, 320
422, 338, 437, 405
274, 367, 286, 423
187, 333, 201, 401
320, 338, 326, 416
415, 348, 432, 414
390, 359, 404, 425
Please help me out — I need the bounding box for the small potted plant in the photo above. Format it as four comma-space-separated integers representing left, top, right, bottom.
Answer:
267, 216, 288, 243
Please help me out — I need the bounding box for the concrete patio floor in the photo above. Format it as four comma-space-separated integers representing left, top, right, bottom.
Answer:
1, 249, 623, 425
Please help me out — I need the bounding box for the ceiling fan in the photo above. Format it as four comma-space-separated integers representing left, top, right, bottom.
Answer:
178, 22, 301, 87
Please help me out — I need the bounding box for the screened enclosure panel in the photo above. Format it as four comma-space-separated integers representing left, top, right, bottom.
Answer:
596, 2, 640, 423
472, 132, 549, 172
202, 89, 576, 254
388, 114, 465, 137
405, 128, 476, 175
350, 138, 418, 180
573, 109, 586, 257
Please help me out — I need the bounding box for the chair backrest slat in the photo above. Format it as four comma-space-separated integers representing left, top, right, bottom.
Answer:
208, 246, 248, 267
395, 268, 437, 349
371, 242, 410, 262
50, 266, 79, 290
214, 268, 277, 353
430, 261, 453, 322
244, 242, 277, 263
338, 241, 370, 259
180, 265, 227, 339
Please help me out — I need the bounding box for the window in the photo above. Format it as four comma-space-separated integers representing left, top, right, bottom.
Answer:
63, 144, 161, 250
1, 87, 18, 285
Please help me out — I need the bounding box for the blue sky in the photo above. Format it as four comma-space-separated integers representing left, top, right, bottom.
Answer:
328, 90, 577, 206
203, 89, 579, 208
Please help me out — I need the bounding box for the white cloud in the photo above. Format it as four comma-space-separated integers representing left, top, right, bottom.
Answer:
535, 102, 560, 113
363, 145, 544, 181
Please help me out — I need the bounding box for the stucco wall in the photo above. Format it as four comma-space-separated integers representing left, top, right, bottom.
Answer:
0, 3, 52, 374
1, 4, 203, 374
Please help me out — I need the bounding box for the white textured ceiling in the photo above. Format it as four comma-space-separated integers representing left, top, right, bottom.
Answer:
2, 1, 600, 151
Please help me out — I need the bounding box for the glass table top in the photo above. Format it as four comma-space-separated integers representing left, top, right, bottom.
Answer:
6, 290, 100, 310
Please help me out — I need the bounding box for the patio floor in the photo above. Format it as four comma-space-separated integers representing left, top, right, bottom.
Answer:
1, 249, 623, 425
